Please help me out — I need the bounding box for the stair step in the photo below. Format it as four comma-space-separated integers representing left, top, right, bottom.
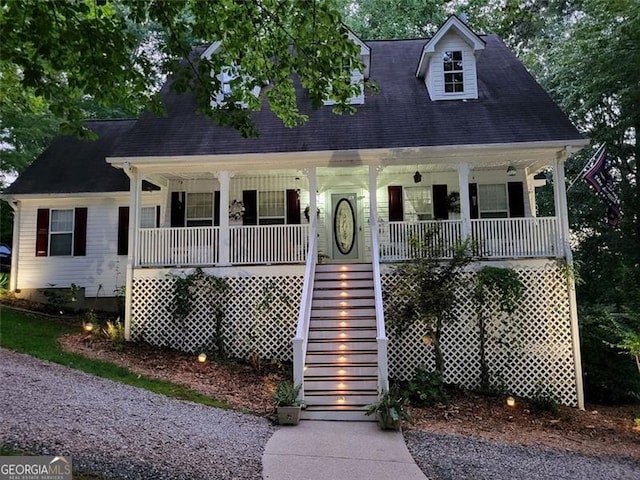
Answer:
308, 329, 376, 340
304, 379, 378, 391
315, 264, 373, 273
306, 341, 377, 352
304, 365, 378, 377
311, 306, 376, 316
304, 393, 378, 405
311, 289, 375, 299
306, 352, 378, 363
312, 298, 375, 308
313, 279, 374, 290
302, 410, 373, 421
308, 318, 376, 329
315, 271, 373, 280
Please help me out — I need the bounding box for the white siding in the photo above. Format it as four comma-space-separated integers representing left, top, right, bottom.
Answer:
426, 32, 478, 101
15, 193, 162, 297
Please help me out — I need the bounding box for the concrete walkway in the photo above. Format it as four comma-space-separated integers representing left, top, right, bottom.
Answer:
262, 421, 429, 480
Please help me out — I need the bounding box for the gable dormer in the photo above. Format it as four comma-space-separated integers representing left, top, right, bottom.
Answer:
324, 30, 370, 106
200, 41, 261, 108
416, 15, 485, 101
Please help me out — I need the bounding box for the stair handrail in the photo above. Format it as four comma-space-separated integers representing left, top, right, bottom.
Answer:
293, 218, 318, 400
370, 218, 389, 393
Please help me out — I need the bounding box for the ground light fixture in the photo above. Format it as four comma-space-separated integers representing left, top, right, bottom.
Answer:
197, 353, 207, 363
82, 322, 94, 333
506, 396, 516, 407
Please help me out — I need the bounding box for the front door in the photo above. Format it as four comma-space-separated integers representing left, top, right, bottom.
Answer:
331, 192, 359, 261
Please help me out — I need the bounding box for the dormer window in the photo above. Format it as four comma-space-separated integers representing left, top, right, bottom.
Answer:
443, 51, 464, 93
415, 15, 485, 101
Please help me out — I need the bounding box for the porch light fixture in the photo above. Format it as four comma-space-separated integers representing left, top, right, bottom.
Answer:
413, 171, 422, 183
506, 165, 517, 176
506, 396, 516, 408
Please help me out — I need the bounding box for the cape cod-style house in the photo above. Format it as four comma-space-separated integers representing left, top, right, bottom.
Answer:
3, 16, 588, 418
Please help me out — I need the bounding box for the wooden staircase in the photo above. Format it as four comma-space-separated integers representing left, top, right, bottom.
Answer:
301, 263, 379, 421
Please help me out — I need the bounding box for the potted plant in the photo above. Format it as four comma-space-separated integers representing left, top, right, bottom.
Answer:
365, 386, 413, 431
274, 381, 302, 425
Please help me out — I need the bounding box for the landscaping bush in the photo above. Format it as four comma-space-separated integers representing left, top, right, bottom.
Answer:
580, 307, 640, 404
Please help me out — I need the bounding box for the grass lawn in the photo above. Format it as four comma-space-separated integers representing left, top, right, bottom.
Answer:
0, 306, 231, 410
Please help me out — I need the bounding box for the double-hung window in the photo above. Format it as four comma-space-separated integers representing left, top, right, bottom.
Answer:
443, 51, 464, 93
50, 209, 74, 256
258, 191, 286, 225
405, 187, 433, 221
186, 193, 213, 227
478, 184, 508, 218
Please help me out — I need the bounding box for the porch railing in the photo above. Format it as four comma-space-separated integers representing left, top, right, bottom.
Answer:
471, 217, 558, 258
370, 218, 389, 394
379, 217, 558, 261
229, 224, 309, 265
139, 226, 219, 266
138, 224, 308, 267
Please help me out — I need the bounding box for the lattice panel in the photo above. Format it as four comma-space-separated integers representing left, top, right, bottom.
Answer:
131, 273, 302, 361
382, 263, 578, 406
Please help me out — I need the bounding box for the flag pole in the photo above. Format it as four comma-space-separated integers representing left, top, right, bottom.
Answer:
566, 144, 604, 193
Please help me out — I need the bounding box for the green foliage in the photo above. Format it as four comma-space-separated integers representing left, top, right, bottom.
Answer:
580, 307, 640, 403
273, 381, 301, 407
0, 307, 231, 409
401, 366, 447, 406
102, 318, 126, 351
365, 385, 414, 430
475, 267, 524, 315
169, 268, 228, 322
386, 236, 474, 374
40, 283, 80, 314
529, 381, 559, 415
1, 0, 367, 139
474, 266, 525, 391
0, 273, 8, 294
337, 0, 445, 39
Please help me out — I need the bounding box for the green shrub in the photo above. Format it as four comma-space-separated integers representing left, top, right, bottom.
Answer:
402, 366, 447, 406
580, 307, 640, 404
529, 381, 559, 415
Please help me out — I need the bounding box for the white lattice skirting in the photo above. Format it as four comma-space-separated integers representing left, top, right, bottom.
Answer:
131, 261, 578, 406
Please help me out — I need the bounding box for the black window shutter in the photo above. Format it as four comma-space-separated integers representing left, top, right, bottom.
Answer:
170, 192, 185, 227
117, 207, 129, 256
243, 190, 258, 225
36, 208, 50, 257
286, 189, 301, 224
388, 186, 403, 221
73, 207, 88, 256
155, 205, 161, 227
508, 182, 525, 218
213, 191, 221, 226
469, 183, 479, 219
433, 184, 449, 220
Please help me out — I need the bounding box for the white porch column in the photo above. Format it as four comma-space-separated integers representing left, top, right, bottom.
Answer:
217, 170, 231, 266
368, 165, 380, 226
555, 148, 585, 410
457, 163, 472, 239
123, 163, 141, 341
552, 157, 566, 258
8, 200, 20, 291
305, 168, 318, 260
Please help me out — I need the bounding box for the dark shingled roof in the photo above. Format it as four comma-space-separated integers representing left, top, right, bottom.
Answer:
5, 120, 135, 195
112, 35, 583, 158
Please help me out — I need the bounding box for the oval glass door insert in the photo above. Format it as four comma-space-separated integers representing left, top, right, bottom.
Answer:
334, 198, 356, 255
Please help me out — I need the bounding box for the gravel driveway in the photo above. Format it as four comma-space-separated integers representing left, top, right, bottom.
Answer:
0, 348, 275, 479
405, 431, 640, 480
2, 347, 639, 480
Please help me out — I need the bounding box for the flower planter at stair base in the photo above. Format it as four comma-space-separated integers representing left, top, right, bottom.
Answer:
277, 406, 302, 425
